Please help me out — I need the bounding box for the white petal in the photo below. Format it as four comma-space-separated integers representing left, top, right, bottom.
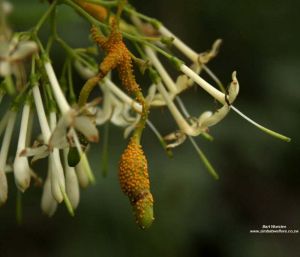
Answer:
199, 105, 230, 128
75, 159, 90, 188
49, 152, 65, 203
0, 170, 8, 206
64, 151, 80, 210
10, 41, 38, 62
74, 116, 99, 142
111, 104, 132, 127
41, 174, 58, 217
123, 115, 140, 139
20, 145, 48, 157
227, 71, 239, 103
0, 61, 11, 77
13, 155, 31, 192
164, 131, 187, 149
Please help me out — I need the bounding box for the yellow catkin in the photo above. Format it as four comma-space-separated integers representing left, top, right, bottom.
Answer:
119, 137, 154, 229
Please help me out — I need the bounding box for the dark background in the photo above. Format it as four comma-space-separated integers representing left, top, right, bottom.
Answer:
1, 0, 299, 256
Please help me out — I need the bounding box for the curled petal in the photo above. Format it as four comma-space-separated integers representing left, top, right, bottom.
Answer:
74, 116, 99, 142
20, 145, 48, 157
164, 131, 187, 149
123, 115, 140, 139
227, 71, 239, 104
10, 41, 38, 62
49, 117, 70, 149
199, 105, 230, 129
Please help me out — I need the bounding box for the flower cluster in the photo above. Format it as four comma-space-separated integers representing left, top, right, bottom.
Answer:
0, 0, 290, 228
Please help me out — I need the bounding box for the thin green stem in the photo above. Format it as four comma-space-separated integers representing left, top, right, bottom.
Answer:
67, 61, 77, 104
101, 122, 109, 177
33, 0, 58, 34
188, 136, 219, 180
231, 106, 291, 142
85, 0, 118, 7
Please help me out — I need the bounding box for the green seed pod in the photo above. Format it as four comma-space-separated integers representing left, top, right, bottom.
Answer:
119, 137, 154, 229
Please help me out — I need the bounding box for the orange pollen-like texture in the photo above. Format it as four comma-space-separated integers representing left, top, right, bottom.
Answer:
90, 26, 141, 95
119, 138, 150, 202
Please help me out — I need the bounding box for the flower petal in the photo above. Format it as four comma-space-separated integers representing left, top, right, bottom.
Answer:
41, 174, 58, 217
74, 116, 99, 142
13, 155, 31, 192
10, 41, 38, 62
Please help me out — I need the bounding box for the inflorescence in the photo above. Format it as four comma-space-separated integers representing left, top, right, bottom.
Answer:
0, 0, 290, 229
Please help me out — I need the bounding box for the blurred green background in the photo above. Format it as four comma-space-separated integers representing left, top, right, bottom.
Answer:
1, 0, 300, 256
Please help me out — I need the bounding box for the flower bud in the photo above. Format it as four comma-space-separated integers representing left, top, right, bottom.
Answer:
13, 155, 31, 192
41, 175, 57, 217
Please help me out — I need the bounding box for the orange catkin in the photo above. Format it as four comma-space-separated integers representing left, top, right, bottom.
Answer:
119, 137, 154, 229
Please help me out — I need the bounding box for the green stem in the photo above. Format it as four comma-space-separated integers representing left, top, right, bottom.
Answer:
67, 61, 77, 104
188, 136, 219, 180
101, 122, 110, 177
4, 74, 16, 95
85, 0, 118, 7
33, 0, 58, 34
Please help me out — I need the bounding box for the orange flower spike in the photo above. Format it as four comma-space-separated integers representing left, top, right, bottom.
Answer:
119, 136, 154, 229
79, 22, 142, 107
91, 21, 142, 95
75, 0, 108, 22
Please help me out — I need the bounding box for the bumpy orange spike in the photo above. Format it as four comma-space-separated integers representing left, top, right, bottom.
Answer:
119, 137, 154, 229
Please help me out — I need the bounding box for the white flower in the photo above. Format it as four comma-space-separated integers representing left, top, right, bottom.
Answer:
41, 161, 58, 217
0, 37, 38, 77
0, 110, 17, 205
13, 104, 32, 192
63, 149, 80, 210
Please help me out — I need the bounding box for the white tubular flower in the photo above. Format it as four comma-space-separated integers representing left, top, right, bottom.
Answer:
0, 110, 17, 205
158, 25, 198, 63
44, 59, 98, 145
44, 60, 70, 114
75, 156, 90, 188
13, 103, 32, 192
49, 112, 66, 203
41, 160, 58, 217
63, 149, 80, 210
